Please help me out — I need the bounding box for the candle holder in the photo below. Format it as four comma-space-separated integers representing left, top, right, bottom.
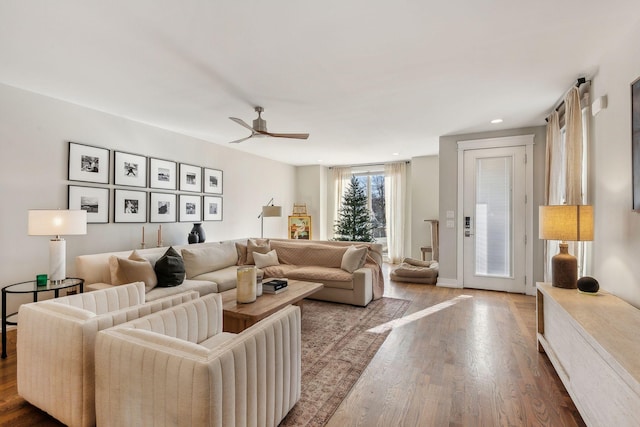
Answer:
236, 266, 257, 303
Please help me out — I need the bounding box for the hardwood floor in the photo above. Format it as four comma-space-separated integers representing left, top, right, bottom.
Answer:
0, 266, 585, 427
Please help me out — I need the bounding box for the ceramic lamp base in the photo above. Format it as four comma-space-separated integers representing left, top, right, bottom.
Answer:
551, 242, 577, 288
49, 238, 66, 283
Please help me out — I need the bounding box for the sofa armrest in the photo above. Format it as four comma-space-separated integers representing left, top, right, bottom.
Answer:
95, 305, 301, 427
352, 267, 373, 305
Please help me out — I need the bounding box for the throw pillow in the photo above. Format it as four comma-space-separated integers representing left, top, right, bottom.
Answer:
154, 246, 186, 287
235, 242, 248, 265
246, 238, 270, 265
108, 251, 158, 292
340, 245, 368, 273
253, 249, 280, 269
181, 242, 238, 278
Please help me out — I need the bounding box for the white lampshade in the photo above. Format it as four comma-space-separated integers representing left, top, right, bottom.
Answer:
539, 205, 593, 242
262, 205, 282, 218
28, 210, 87, 236
28, 210, 87, 282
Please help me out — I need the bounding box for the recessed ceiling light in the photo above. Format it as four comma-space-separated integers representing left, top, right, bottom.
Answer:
392, 152, 400, 156
491, 119, 503, 124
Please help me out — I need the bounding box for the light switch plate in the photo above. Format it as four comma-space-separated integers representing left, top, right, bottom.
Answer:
446, 210, 455, 219
446, 220, 455, 228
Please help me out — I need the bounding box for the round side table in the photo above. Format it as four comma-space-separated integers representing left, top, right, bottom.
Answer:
2, 278, 84, 358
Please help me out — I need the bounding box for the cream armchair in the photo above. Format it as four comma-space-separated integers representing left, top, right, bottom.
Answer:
95, 293, 301, 427
17, 282, 199, 427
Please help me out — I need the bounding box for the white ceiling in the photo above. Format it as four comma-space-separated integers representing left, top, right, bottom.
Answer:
1, 1, 639, 166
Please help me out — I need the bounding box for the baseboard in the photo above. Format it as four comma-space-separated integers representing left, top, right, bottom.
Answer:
436, 277, 462, 288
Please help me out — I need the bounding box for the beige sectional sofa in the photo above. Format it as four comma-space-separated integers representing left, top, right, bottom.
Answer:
75, 238, 384, 307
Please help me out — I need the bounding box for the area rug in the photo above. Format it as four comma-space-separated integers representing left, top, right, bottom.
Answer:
279, 297, 411, 427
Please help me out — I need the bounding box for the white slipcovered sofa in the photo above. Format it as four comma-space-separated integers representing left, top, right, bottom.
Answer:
95, 293, 301, 427
17, 282, 199, 427
76, 238, 384, 307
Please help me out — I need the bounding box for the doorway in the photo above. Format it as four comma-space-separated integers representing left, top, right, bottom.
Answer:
457, 136, 534, 294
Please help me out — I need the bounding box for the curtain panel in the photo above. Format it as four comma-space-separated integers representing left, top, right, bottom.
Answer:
384, 162, 406, 264
331, 167, 352, 238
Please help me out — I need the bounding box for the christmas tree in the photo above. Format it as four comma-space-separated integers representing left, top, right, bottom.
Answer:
334, 176, 375, 242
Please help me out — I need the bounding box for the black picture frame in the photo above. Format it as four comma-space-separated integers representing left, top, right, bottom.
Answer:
68, 142, 110, 184
149, 157, 177, 190
203, 168, 223, 195
114, 151, 147, 187
179, 163, 202, 193
179, 194, 202, 222
68, 185, 110, 224
114, 189, 147, 223
632, 77, 640, 211
149, 192, 177, 223
203, 196, 223, 221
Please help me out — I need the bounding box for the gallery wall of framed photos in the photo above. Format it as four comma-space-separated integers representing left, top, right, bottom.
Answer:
67, 141, 224, 224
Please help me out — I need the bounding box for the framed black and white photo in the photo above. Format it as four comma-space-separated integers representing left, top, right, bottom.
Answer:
203, 196, 223, 221
114, 151, 147, 187
114, 189, 147, 223
149, 157, 177, 190
203, 168, 223, 194
179, 194, 202, 222
149, 192, 176, 223
68, 142, 110, 184
179, 163, 202, 193
68, 185, 109, 223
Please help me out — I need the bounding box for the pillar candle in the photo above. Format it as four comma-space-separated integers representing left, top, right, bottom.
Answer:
236, 266, 257, 303
142, 226, 145, 245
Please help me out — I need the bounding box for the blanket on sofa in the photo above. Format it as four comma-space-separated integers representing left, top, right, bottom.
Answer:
269, 241, 384, 300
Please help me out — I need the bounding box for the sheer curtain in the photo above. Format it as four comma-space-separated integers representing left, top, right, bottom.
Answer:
544, 85, 591, 280
384, 162, 406, 264
331, 167, 351, 238
544, 111, 562, 281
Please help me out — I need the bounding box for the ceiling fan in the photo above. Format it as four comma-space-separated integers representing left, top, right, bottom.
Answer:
228, 106, 309, 144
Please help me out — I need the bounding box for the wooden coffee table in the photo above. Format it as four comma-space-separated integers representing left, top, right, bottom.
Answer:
221, 279, 323, 333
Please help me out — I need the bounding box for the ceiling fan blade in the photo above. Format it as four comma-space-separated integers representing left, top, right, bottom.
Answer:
229, 117, 255, 132
261, 131, 310, 139
228, 135, 254, 144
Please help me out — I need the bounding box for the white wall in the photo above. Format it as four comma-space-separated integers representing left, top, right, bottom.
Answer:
591, 20, 640, 308
295, 165, 327, 239
0, 83, 295, 317
410, 155, 439, 259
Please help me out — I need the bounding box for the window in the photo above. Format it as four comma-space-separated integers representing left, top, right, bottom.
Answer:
353, 172, 387, 251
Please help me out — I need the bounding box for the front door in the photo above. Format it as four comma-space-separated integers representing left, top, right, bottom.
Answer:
462, 146, 527, 293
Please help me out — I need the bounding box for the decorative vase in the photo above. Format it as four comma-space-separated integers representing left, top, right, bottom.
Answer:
237, 266, 257, 303
188, 231, 199, 244
191, 223, 206, 243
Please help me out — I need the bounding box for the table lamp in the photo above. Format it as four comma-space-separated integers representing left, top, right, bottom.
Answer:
258, 198, 282, 238
539, 205, 593, 288
28, 209, 87, 283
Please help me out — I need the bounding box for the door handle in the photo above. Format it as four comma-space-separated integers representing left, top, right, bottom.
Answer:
465, 230, 473, 237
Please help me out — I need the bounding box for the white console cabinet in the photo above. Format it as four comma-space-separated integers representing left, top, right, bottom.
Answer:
536, 282, 640, 426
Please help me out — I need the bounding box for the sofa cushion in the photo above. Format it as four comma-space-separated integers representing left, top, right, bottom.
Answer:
340, 245, 368, 273
145, 279, 217, 301
191, 265, 239, 292
285, 266, 353, 284
260, 264, 300, 278
154, 247, 186, 287
253, 250, 279, 269
182, 242, 238, 278
246, 238, 270, 265
108, 251, 158, 292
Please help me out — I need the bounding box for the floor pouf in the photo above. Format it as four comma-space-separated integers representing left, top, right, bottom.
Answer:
390, 257, 438, 284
